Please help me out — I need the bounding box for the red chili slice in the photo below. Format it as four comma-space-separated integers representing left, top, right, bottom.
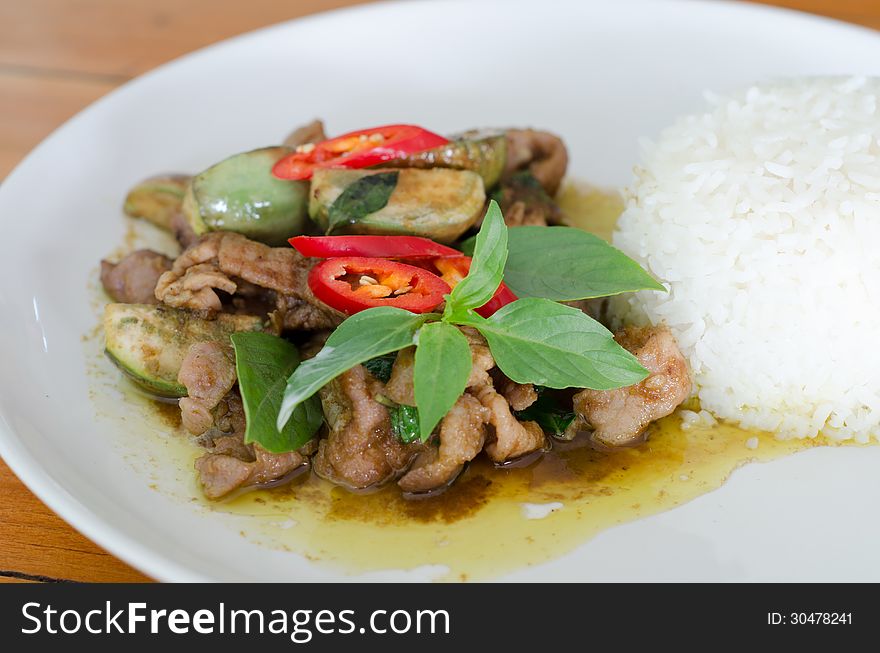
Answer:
290, 235, 461, 260
273, 124, 449, 180
433, 256, 518, 318
475, 281, 518, 318
308, 257, 451, 315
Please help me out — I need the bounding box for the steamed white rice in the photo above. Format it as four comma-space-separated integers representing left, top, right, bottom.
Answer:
612, 77, 880, 442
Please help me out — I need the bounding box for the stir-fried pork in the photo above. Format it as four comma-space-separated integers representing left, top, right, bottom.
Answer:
192, 391, 315, 499
391, 327, 545, 491
384, 347, 415, 405
313, 365, 416, 489
206, 394, 250, 457
473, 384, 545, 463
177, 342, 237, 435
155, 231, 343, 329
504, 129, 569, 196
493, 373, 538, 411
195, 444, 307, 500
398, 394, 488, 493
100, 250, 172, 304
462, 327, 495, 389
99, 119, 705, 502
573, 325, 691, 447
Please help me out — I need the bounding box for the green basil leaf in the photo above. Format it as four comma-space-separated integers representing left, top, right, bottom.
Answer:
503, 226, 665, 300
444, 200, 507, 319
363, 352, 397, 383
278, 307, 429, 430
231, 332, 322, 453
514, 389, 576, 436
413, 322, 472, 441
390, 404, 421, 444
462, 298, 648, 390
326, 171, 399, 234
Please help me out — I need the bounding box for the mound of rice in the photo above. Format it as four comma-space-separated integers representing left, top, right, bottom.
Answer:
612, 77, 880, 442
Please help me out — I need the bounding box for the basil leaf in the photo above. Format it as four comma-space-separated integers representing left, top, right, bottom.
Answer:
326, 171, 399, 234
278, 307, 429, 430
390, 404, 421, 444
515, 389, 576, 437
413, 321, 472, 441
503, 226, 665, 300
462, 298, 648, 390
444, 200, 507, 319
231, 332, 322, 453
363, 352, 397, 383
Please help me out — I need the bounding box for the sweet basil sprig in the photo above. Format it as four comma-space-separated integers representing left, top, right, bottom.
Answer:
277, 200, 657, 444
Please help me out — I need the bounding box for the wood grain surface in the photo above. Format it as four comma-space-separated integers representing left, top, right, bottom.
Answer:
0, 0, 876, 583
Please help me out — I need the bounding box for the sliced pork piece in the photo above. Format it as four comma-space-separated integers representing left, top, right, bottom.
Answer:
193, 393, 314, 499
472, 384, 545, 463
155, 231, 343, 329
274, 294, 344, 332
313, 365, 416, 489
461, 327, 495, 389
398, 394, 488, 494
504, 129, 569, 196
205, 394, 251, 459
573, 325, 691, 447
100, 250, 172, 304
495, 375, 538, 411
195, 444, 306, 500
177, 341, 237, 435
384, 347, 415, 406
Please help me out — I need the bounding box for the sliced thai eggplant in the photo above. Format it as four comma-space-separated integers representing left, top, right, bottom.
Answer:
184, 147, 310, 246
123, 175, 190, 230
104, 303, 264, 397
309, 168, 485, 243
383, 129, 507, 188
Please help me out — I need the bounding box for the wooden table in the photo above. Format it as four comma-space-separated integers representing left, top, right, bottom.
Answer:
0, 0, 877, 583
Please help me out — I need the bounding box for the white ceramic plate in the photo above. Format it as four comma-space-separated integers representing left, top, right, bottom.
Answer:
3, 0, 880, 582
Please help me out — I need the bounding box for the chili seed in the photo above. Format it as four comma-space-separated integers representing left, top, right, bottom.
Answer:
359, 275, 379, 286
392, 285, 413, 296
355, 284, 392, 298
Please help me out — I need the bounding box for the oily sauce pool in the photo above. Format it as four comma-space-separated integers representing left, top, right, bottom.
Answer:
218, 413, 852, 580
